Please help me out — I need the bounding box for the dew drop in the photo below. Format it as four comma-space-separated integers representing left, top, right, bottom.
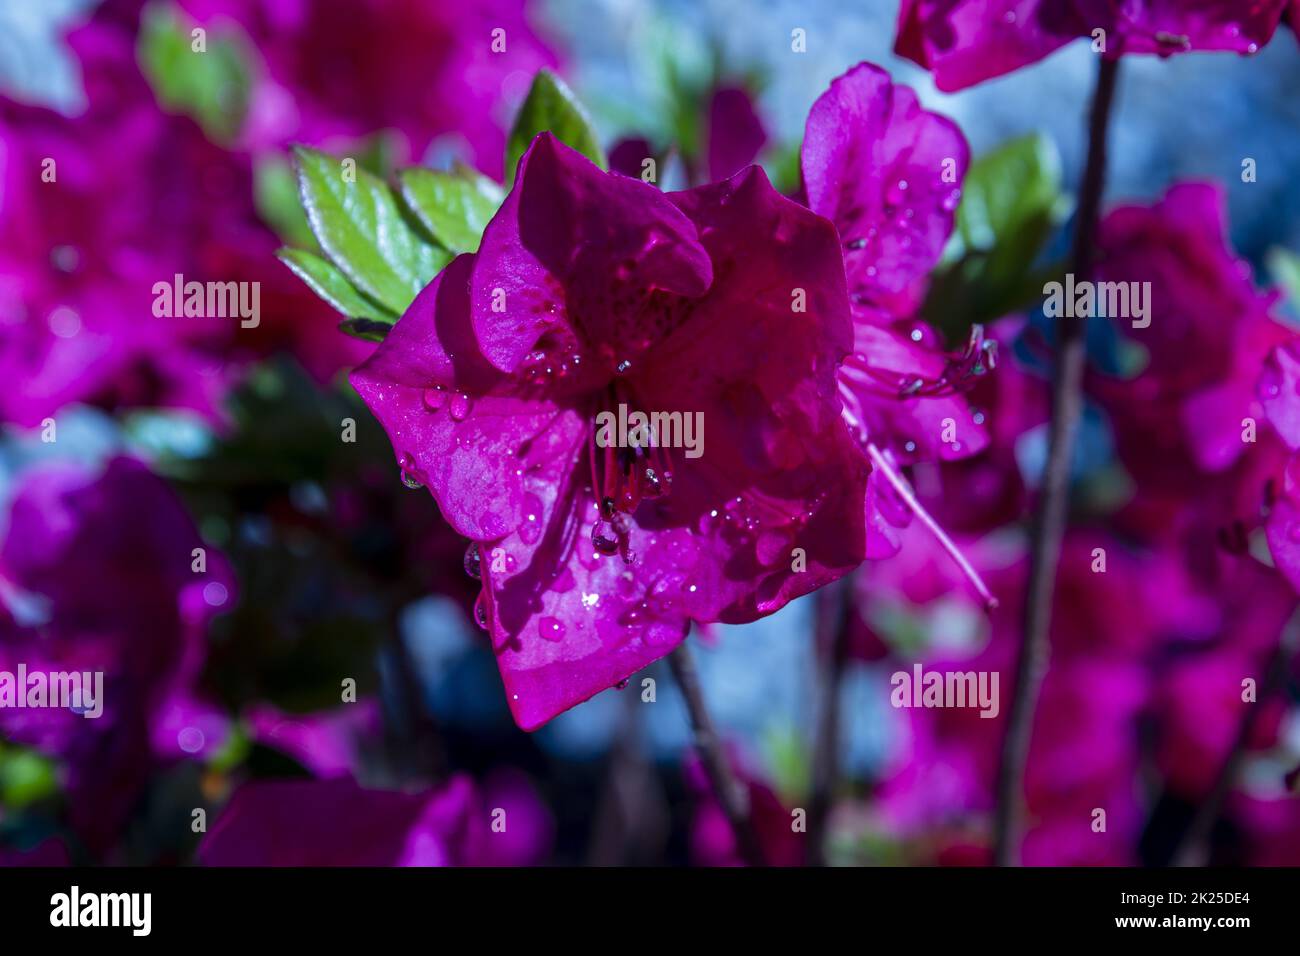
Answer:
615, 679, 629, 690
473, 591, 490, 630
463, 542, 482, 580
422, 386, 447, 411
519, 494, 544, 545
448, 392, 472, 421
539, 616, 566, 642
400, 470, 424, 490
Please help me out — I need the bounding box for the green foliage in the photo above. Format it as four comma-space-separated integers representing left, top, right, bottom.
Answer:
255, 155, 315, 249
138, 1, 251, 144
292, 146, 449, 316
399, 166, 504, 255
923, 133, 1071, 341
280, 71, 608, 340
0, 746, 59, 810
506, 69, 606, 181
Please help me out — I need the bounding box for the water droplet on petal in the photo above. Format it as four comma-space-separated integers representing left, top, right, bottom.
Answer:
400, 470, 423, 490
519, 494, 544, 545
463, 542, 481, 579
539, 616, 566, 642
615, 679, 629, 690
448, 392, 472, 421
473, 591, 490, 630
422, 386, 447, 411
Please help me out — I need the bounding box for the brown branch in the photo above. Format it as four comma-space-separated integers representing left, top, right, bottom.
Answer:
668, 642, 766, 866
993, 55, 1121, 866
807, 577, 852, 865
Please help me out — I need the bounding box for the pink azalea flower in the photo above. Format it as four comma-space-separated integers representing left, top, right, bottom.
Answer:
177, 0, 560, 175
1087, 183, 1293, 547
352, 133, 868, 729
199, 773, 552, 866
0, 457, 235, 852
801, 63, 995, 604
896, 0, 1290, 92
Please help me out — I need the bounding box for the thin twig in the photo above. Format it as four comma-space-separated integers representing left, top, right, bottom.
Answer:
993, 56, 1121, 866
807, 577, 852, 865
668, 642, 766, 866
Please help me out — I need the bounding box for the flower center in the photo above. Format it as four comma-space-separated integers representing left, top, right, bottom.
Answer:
586, 382, 675, 561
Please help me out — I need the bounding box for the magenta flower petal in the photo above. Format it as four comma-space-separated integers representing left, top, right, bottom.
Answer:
706, 87, 768, 182
1074, 0, 1288, 56
803, 62, 968, 310
1260, 340, 1300, 451
895, 1, 1080, 92
0, 457, 235, 852
471, 132, 713, 374
352, 255, 588, 542
896, 1, 1288, 92
842, 324, 991, 464
1266, 453, 1300, 591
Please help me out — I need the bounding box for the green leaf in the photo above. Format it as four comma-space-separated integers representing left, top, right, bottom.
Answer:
921, 133, 1071, 340
399, 165, 504, 254
293, 146, 449, 314
276, 247, 395, 322
506, 69, 606, 182
337, 317, 392, 342
955, 133, 1069, 271
256, 156, 315, 248
0, 746, 59, 809
1268, 248, 1300, 316
138, 1, 251, 144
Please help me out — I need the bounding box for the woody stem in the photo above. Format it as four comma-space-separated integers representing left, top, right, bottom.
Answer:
993, 55, 1121, 867
668, 642, 766, 866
